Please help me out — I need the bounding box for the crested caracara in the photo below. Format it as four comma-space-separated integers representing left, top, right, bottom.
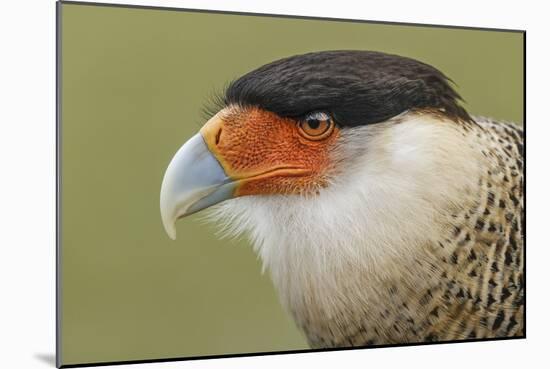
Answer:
160, 50, 524, 347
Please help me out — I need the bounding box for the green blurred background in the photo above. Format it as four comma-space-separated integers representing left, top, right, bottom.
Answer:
60, 2, 524, 366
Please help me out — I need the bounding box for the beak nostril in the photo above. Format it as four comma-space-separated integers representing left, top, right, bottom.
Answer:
215, 128, 222, 145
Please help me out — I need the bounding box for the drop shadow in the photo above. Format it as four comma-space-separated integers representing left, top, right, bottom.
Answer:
34, 353, 56, 367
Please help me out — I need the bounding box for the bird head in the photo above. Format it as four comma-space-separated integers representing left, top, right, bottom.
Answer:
159, 50, 487, 320
160, 50, 472, 240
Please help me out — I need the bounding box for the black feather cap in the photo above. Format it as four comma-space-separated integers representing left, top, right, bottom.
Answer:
224, 50, 472, 127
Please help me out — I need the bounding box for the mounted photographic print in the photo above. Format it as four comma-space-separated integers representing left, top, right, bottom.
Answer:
56, 1, 525, 367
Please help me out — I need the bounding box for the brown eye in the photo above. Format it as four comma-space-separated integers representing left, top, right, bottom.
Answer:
298, 112, 335, 140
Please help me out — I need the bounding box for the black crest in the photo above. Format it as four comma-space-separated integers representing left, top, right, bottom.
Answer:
224, 50, 472, 127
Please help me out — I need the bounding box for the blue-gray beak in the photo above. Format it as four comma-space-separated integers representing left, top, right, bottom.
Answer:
160, 133, 235, 240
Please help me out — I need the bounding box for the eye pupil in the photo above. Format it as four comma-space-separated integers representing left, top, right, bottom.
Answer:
307, 119, 321, 129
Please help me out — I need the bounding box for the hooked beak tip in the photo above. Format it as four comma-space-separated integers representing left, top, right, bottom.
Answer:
164, 220, 177, 240
167, 230, 176, 241
160, 197, 177, 240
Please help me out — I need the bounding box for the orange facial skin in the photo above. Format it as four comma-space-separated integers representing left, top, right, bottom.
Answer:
200, 105, 341, 197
